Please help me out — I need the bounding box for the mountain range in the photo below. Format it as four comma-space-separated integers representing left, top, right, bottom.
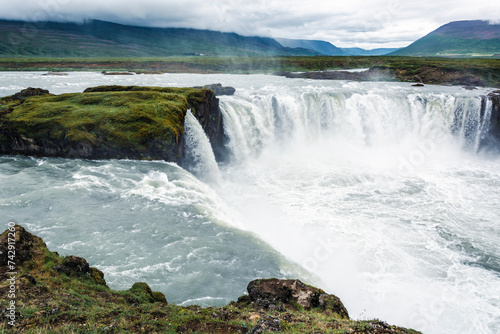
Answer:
0, 19, 498, 58
275, 38, 400, 56
391, 20, 500, 57
0, 19, 319, 57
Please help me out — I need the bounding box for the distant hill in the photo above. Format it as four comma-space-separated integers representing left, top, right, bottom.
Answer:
391, 20, 500, 57
275, 38, 400, 56
275, 38, 345, 55
341, 47, 400, 56
0, 19, 319, 57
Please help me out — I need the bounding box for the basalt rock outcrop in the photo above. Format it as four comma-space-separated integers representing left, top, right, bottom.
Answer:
246, 278, 349, 318
0, 86, 228, 163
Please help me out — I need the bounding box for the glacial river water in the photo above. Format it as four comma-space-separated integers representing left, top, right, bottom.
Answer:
1, 72, 499, 334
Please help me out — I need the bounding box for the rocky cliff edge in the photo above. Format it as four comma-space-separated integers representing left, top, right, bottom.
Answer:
0, 86, 228, 163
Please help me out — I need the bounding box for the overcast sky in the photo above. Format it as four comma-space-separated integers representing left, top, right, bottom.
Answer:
1, 0, 498, 49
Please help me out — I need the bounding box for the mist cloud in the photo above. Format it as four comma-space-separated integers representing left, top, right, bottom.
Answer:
0, 0, 498, 49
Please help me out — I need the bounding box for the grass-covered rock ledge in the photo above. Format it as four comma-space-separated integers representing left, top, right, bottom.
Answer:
0, 225, 421, 333
0, 85, 226, 162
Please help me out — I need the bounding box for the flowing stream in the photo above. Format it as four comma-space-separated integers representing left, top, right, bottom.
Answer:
0, 72, 499, 334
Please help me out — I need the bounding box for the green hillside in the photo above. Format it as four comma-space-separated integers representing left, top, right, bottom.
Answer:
392, 20, 500, 57
0, 19, 318, 57
275, 38, 345, 55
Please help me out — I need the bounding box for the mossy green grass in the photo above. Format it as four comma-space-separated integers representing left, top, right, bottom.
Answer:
0, 86, 208, 154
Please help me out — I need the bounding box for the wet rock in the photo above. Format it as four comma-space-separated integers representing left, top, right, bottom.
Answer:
247, 278, 349, 318
412, 83, 425, 87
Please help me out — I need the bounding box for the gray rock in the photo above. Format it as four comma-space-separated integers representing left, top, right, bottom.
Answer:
247, 278, 349, 318
194, 83, 236, 96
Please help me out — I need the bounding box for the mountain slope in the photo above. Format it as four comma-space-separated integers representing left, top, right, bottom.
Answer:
275, 38, 345, 55
341, 47, 400, 56
0, 19, 318, 57
391, 20, 500, 57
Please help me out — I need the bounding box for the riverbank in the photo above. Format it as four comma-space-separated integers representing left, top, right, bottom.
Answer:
0, 56, 499, 87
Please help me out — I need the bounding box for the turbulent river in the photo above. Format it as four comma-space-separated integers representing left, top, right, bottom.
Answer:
1, 72, 499, 334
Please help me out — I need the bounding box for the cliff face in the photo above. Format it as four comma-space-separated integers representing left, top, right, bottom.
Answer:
488, 90, 500, 142
186, 87, 228, 162
0, 86, 227, 163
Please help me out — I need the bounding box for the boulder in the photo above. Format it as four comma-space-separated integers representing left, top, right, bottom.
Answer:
54, 255, 90, 276
247, 278, 349, 319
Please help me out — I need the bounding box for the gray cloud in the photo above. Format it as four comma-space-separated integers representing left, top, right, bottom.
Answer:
0, 0, 498, 49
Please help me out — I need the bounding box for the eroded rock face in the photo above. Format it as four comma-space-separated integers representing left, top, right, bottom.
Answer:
247, 278, 349, 319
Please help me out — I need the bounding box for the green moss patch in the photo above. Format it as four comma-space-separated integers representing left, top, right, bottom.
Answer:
0, 86, 211, 159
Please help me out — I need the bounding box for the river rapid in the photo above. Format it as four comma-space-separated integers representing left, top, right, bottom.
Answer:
0, 72, 499, 334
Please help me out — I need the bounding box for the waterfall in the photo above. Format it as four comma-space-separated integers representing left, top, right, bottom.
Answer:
215, 84, 500, 334
183, 109, 222, 184
220, 90, 495, 163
